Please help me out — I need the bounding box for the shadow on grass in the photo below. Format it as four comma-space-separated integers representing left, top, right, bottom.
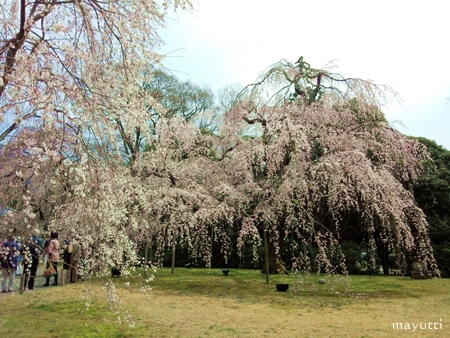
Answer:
123, 268, 447, 302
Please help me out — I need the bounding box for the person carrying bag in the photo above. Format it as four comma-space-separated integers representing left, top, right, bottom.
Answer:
43, 232, 60, 286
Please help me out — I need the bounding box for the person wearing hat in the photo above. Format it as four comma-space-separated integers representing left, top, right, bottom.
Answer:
69, 236, 81, 283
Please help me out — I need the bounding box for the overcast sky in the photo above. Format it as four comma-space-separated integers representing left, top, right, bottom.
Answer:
158, 0, 450, 149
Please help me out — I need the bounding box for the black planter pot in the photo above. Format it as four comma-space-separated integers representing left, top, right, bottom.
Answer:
111, 268, 121, 277
276, 283, 289, 292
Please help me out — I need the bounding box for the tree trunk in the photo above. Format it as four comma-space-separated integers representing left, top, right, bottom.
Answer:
144, 240, 149, 278
261, 241, 288, 275
263, 225, 269, 284
210, 226, 213, 269
171, 242, 175, 275
376, 241, 390, 275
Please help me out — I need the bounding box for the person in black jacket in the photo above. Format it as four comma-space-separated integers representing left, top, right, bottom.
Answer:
23, 237, 42, 290
62, 237, 71, 285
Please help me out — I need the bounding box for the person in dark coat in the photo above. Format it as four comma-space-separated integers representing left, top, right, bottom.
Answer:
62, 237, 71, 285
2, 235, 19, 292
22, 237, 42, 290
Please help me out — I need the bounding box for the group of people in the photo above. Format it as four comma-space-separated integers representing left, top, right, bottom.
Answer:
0, 231, 82, 292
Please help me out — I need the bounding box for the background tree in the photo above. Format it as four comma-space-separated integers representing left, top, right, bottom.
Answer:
413, 137, 450, 277
140, 68, 221, 141
143, 69, 215, 122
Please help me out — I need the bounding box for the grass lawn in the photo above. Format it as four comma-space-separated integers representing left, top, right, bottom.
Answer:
0, 268, 448, 337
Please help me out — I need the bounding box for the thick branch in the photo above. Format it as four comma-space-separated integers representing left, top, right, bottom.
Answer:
0, 0, 58, 98
0, 110, 39, 142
